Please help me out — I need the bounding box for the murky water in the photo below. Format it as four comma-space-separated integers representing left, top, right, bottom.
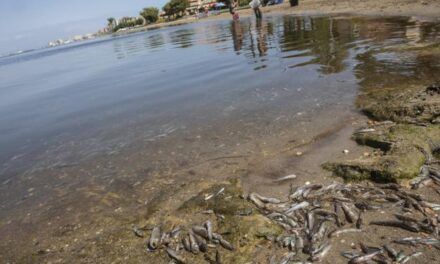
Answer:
0, 15, 439, 262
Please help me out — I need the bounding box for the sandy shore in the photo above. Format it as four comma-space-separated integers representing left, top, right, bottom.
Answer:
116, 0, 440, 36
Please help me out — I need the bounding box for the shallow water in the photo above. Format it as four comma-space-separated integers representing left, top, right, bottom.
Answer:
0, 15, 439, 262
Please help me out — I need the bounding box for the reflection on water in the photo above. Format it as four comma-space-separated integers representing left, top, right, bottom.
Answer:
0, 15, 440, 261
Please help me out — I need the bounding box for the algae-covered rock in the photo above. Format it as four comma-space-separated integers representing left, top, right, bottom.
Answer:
357, 83, 440, 124
324, 123, 439, 182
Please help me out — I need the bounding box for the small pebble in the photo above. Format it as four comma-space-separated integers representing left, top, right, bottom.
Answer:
343, 149, 350, 154
305, 181, 310, 185
296, 151, 303, 156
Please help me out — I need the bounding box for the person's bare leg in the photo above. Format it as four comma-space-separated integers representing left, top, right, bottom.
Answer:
256, 8, 262, 19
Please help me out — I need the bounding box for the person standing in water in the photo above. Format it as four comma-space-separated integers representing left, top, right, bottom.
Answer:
250, 0, 262, 19
229, 0, 240, 20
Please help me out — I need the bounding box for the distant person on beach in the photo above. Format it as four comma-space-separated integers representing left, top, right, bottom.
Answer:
250, 0, 262, 19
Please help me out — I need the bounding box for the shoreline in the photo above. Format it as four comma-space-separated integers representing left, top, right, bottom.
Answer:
112, 0, 440, 37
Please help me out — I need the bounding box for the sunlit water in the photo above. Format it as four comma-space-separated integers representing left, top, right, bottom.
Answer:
0, 15, 439, 261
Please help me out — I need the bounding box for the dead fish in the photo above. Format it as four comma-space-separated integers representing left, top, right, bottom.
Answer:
314, 209, 342, 227
289, 184, 322, 200
215, 187, 225, 197
394, 214, 419, 223
306, 211, 315, 231
170, 227, 181, 238
194, 234, 208, 252
355, 128, 376, 134
182, 236, 191, 252
311, 221, 327, 243
394, 237, 440, 246
189, 232, 200, 254
341, 203, 357, 223
252, 193, 281, 204
205, 221, 213, 241
328, 228, 362, 238
149, 226, 161, 249
370, 220, 420, 232
132, 225, 144, 238
295, 232, 304, 251
212, 233, 234, 251
341, 251, 360, 259
205, 194, 214, 200
310, 242, 331, 262
411, 176, 433, 189
285, 201, 310, 215
192, 225, 209, 240
274, 174, 297, 182
377, 183, 401, 191
356, 212, 363, 229
420, 201, 440, 211
160, 232, 171, 245
399, 252, 422, 263
249, 193, 266, 208
166, 248, 185, 264
383, 245, 398, 260
359, 243, 381, 254
348, 249, 383, 264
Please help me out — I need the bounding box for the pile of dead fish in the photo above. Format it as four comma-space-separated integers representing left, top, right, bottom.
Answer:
249, 178, 440, 263
135, 220, 232, 263
139, 166, 440, 263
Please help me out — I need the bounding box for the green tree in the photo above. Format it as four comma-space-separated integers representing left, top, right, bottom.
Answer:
107, 17, 115, 24
163, 0, 189, 20
140, 7, 159, 24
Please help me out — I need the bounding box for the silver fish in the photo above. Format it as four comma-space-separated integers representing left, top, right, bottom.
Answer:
149, 226, 161, 250
189, 232, 200, 254
212, 233, 234, 251
370, 220, 420, 232
252, 193, 281, 204
289, 184, 322, 200
399, 252, 422, 263
328, 228, 362, 238
394, 237, 440, 246
285, 201, 310, 215
311, 243, 331, 262
205, 221, 213, 241
341, 202, 357, 223
132, 225, 144, 238
182, 236, 191, 252
194, 234, 207, 252
348, 249, 383, 264
192, 225, 209, 240
383, 245, 398, 260
166, 248, 185, 264
274, 174, 297, 182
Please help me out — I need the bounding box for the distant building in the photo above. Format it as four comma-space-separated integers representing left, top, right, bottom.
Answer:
186, 0, 218, 15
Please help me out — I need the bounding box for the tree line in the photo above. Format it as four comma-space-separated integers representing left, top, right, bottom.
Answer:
107, 0, 191, 32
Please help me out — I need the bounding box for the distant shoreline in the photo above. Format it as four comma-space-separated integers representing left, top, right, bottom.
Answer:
111, 0, 440, 37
